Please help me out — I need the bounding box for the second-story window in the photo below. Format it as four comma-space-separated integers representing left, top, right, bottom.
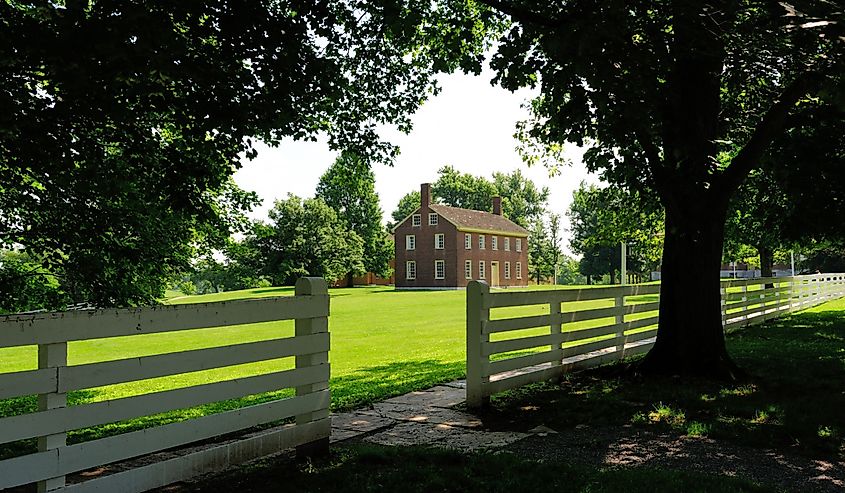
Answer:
516, 238, 522, 252
465, 233, 472, 250
429, 213, 438, 225
492, 236, 498, 250
435, 233, 445, 250
412, 214, 421, 227
405, 235, 416, 250
504, 237, 510, 251
479, 234, 486, 250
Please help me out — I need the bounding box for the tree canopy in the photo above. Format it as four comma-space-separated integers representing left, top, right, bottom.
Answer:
1, 1, 494, 308
470, 0, 844, 376
316, 152, 393, 280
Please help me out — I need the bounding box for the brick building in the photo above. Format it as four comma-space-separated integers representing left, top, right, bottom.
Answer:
393, 183, 530, 289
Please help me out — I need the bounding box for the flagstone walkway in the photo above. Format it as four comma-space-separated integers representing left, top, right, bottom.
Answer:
329, 380, 532, 451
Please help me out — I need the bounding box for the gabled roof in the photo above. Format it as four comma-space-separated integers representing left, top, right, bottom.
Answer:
429, 204, 530, 237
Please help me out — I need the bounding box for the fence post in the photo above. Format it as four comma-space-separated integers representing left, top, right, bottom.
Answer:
294, 277, 330, 457
741, 283, 748, 322
614, 289, 625, 356
720, 284, 727, 327
550, 298, 563, 374
466, 281, 490, 409
37, 342, 67, 493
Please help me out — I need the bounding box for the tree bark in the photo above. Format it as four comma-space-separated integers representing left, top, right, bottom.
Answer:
759, 246, 774, 286
346, 271, 354, 288
638, 197, 744, 380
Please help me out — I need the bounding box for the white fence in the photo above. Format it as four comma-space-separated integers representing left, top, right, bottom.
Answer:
0, 277, 331, 492
466, 273, 845, 407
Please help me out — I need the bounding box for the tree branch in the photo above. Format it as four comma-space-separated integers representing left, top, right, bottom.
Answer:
717, 71, 823, 195
476, 0, 570, 29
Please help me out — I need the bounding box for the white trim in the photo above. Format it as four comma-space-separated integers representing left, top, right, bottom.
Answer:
516, 261, 522, 279
515, 239, 522, 252
479, 261, 486, 280
492, 236, 498, 251
504, 237, 510, 251
465, 233, 472, 250
412, 214, 421, 227
435, 233, 445, 250
405, 234, 416, 250
434, 260, 445, 280
406, 261, 416, 280
428, 213, 439, 226
465, 260, 472, 280
505, 262, 511, 279
479, 234, 486, 250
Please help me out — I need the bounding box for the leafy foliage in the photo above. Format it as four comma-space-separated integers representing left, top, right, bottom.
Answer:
316, 152, 393, 278
1, 1, 497, 307
239, 196, 365, 286
567, 183, 663, 282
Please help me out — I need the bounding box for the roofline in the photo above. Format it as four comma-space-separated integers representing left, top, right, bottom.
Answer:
390, 204, 464, 234
390, 207, 420, 234
456, 227, 529, 238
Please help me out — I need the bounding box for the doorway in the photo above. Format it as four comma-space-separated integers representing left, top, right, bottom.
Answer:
490, 262, 500, 287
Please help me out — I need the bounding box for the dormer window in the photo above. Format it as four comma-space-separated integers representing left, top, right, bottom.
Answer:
412, 214, 421, 227
429, 213, 438, 226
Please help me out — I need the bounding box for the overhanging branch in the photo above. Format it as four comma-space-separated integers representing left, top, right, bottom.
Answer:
717, 71, 823, 195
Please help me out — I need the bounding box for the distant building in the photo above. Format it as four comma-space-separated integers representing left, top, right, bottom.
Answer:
650, 262, 794, 281
393, 183, 530, 289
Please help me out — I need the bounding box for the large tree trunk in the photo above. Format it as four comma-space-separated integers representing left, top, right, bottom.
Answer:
759, 246, 774, 288
347, 271, 354, 288
638, 199, 744, 380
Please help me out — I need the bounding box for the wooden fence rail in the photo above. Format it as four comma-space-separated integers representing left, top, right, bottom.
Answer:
0, 277, 331, 493
467, 273, 845, 408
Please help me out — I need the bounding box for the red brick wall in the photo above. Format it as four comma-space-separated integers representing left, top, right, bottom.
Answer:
394, 200, 459, 288
455, 231, 529, 288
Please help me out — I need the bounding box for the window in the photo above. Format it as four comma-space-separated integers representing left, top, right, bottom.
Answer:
435, 233, 445, 250
492, 236, 498, 251
406, 261, 416, 280
504, 237, 510, 251
465, 260, 472, 279
479, 234, 486, 250
435, 260, 445, 279
478, 261, 486, 279
405, 235, 416, 250
516, 262, 522, 279
465, 233, 472, 250
429, 213, 438, 226
505, 262, 511, 279
516, 238, 522, 252
412, 214, 421, 227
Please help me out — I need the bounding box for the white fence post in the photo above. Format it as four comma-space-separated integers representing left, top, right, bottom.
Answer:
37, 342, 67, 493
550, 299, 563, 373
466, 281, 490, 408
294, 277, 330, 457
614, 292, 625, 355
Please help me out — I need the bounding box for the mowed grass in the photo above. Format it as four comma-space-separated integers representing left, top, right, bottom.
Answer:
0, 283, 658, 458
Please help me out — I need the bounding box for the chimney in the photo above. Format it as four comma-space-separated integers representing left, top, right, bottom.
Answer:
420, 183, 431, 209
492, 196, 502, 215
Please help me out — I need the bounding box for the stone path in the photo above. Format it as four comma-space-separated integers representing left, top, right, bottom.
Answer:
329, 380, 529, 451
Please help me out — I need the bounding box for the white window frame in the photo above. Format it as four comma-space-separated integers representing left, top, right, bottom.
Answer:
406, 261, 416, 280
492, 236, 498, 251
405, 234, 416, 250
505, 262, 511, 279
465, 260, 472, 279
435, 233, 445, 250
465, 233, 472, 250
504, 237, 510, 251
412, 214, 421, 227
516, 261, 522, 279
516, 238, 522, 252
429, 213, 438, 226
479, 234, 486, 250
434, 260, 445, 280
478, 261, 486, 280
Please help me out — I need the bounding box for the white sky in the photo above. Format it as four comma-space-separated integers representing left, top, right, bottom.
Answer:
233, 65, 600, 256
